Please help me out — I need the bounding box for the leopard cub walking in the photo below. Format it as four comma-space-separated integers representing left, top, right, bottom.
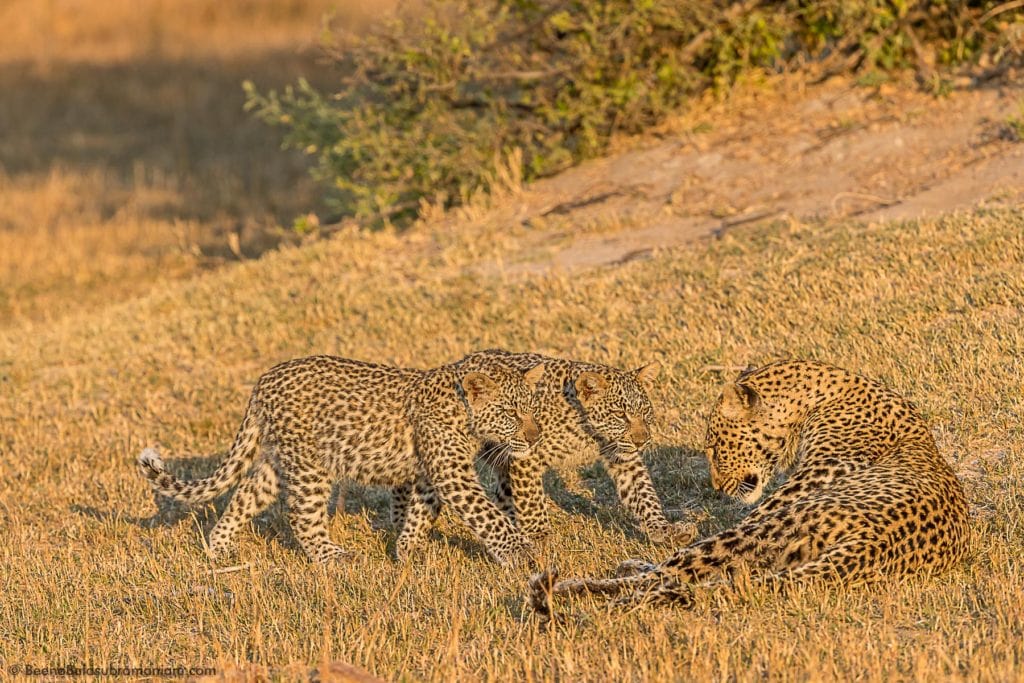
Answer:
531, 360, 970, 611
469, 350, 697, 545
138, 352, 545, 565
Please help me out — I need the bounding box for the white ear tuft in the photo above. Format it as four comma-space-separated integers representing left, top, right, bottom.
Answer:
462, 372, 498, 408
523, 363, 546, 390
719, 382, 760, 419
575, 371, 608, 404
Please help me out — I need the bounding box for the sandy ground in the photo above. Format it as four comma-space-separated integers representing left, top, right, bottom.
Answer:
466, 76, 1024, 275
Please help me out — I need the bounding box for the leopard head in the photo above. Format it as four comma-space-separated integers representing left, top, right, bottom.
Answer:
572, 362, 660, 456
461, 363, 545, 453
704, 379, 793, 505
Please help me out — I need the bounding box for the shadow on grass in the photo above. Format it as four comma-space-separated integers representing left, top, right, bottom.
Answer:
74, 443, 735, 563
73, 454, 397, 559
543, 443, 722, 540
0, 49, 338, 257
75, 451, 514, 562
72, 454, 228, 530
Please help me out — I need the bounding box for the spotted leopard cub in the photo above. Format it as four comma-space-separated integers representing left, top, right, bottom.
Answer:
465, 350, 697, 546
138, 353, 545, 565
530, 360, 970, 612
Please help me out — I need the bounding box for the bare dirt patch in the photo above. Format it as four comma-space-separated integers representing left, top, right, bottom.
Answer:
3, 8, 1021, 327
467, 76, 1024, 275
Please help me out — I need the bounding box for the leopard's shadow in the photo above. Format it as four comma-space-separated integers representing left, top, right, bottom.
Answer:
72, 445, 724, 560
541, 444, 718, 540
74, 451, 508, 561
73, 454, 229, 530
72, 454, 396, 555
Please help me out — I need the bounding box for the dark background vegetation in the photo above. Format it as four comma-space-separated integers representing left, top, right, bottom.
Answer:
246, 0, 1023, 226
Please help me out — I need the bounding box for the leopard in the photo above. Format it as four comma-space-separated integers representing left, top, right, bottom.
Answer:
455, 349, 699, 547
529, 360, 971, 613
137, 352, 546, 566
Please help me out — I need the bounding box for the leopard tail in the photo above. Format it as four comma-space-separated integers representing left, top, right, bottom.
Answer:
137, 394, 262, 504
528, 566, 665, 615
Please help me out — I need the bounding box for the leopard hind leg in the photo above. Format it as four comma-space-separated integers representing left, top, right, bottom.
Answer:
207, 458, 281, 560
395, 477, 442, 561
769, 537, 884, 588
528, 519, 786, 614
280, 450, 349, 563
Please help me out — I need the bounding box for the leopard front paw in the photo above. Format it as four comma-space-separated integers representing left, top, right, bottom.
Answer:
313, 543, 353, 564
491, 535, 538, 569
205, 545, 238, 564
394, 535, 422, 563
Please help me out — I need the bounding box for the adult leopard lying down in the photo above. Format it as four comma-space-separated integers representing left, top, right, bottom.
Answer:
530, 360, 970, 612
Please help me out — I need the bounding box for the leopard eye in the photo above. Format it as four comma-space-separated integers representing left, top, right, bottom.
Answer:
504, 409, 518, 419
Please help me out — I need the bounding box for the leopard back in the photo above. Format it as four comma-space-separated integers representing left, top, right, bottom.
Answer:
255, 355, 424, 486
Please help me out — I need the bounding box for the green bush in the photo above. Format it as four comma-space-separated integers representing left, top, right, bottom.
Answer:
244, 0, 1023, 227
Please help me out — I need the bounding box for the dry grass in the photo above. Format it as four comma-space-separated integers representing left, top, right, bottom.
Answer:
0, 0, 410, 324
2, 2, 1022, 680
1, 201, 1022, 680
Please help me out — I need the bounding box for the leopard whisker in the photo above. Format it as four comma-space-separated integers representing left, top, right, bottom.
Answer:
477, 443, 510, 470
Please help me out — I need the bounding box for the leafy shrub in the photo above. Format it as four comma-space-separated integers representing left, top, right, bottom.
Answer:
244, 0, 1023, 227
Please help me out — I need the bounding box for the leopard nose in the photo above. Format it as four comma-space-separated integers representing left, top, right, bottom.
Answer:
522, 416, 540, 445
629, 419, 650, 447
708, 461, 722, 490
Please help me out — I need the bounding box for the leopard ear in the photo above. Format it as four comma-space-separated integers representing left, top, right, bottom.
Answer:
523, 363, 546, 391
736, 363, 758, 381
720, 382, 760, 419
575, 371, 608, 404
462, 372, 498, 409
634, 361, 661, 389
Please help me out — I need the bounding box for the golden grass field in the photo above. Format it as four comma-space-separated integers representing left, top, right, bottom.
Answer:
2, 1, 1023, 682
0, 0, 385, 324
3, 204, 1023, 680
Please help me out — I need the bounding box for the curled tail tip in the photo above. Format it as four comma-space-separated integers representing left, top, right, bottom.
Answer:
137, 447, 165, 476
528, 565, 559, 587
527, 566, 560, 616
